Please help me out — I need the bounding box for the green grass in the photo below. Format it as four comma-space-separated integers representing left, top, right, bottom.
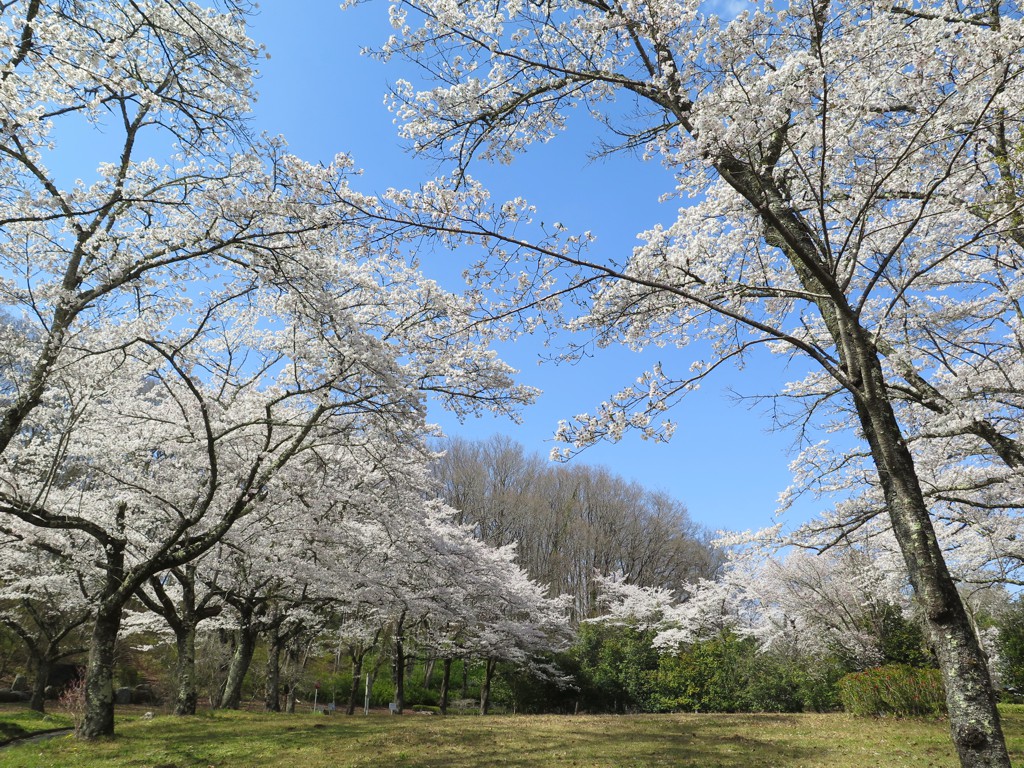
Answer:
0, 709, 73, 744
0, 707, 1022, 767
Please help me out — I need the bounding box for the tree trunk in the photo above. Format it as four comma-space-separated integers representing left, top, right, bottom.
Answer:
29, 654, 50, 713
479, 658, 497, 716
392, 633, 405, 714
173, 621, 198, 715
265, 626, 281, 712
219, 626, 257, 710
423, 656, 436, 689
363, 670, 376, 715
439, 657, 452, 715
714, 132, 1012, 766
347, 652, 364, 715
80, 605, 122, 739
849, 330, 1010, 768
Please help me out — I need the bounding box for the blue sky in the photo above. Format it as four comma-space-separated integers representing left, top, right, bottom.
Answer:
242, 2, 830, 535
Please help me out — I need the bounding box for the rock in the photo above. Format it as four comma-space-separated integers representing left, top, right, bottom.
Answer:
132, 684, 156, 705
10, 674, 28, 692
114, 686, 133, 705
45, 664, 83, 691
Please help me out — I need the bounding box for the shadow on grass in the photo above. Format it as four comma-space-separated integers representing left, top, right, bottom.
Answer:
0, 710, 979, 768
2, 713, 818, 768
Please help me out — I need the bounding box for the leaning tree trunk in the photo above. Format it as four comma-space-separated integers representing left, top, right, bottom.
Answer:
219, 625, 258, 710
848, 327, 1010, 767
80, 604, 123, 739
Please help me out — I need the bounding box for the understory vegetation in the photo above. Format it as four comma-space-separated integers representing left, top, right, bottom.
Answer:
4, 591, 1018, 721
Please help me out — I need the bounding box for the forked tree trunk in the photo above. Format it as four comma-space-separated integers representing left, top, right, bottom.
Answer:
728, 147, 1011, 766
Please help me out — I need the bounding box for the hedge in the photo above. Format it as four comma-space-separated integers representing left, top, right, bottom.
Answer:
837, 664, 945, 716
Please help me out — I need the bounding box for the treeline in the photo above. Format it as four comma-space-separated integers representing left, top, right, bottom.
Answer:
7, 433, 1024, 720
0, 436, 721, 719
433, 436, 720, 622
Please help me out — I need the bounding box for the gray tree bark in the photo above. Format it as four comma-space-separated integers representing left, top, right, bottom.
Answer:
80, 604, 121, 739
218, 626, 257, 710
29, 655, 50, 713
264, 625, 281, 712
848, 334, 1008, 767
173, 623, 198, 716
391, 615, 406, 715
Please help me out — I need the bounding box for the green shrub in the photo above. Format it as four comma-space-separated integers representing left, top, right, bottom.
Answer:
403, 680, 439, 707
490, 659, 578, 714
794, 657, 849, 713
571, 623, 660, 712
646, 631, 753, 713
875, 605, 933, 668
838, 665, 946, 716
741, 654, 808, 713
996, 598, 1024, 701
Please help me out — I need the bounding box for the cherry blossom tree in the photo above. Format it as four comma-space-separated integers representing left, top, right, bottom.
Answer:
0, 234, 532, 739
0, 0, 540, 740
0, 538, 91, 712
454, 543, 571, 715
369, 0, 1024, 762
135, 559, 223, 716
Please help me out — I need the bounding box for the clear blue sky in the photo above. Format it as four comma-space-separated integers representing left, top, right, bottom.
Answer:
244, 2, 830, 535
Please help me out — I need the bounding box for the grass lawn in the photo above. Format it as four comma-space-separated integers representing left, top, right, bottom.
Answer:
1, 706, 1022, 768
0, 709, 73, 745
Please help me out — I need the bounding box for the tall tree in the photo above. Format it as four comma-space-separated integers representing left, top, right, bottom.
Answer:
372, 0, 1024, 763
0, 0, 535, 740
434, 436, 716, 620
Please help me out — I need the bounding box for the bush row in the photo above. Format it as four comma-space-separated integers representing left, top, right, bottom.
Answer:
837, 665, 946, 716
